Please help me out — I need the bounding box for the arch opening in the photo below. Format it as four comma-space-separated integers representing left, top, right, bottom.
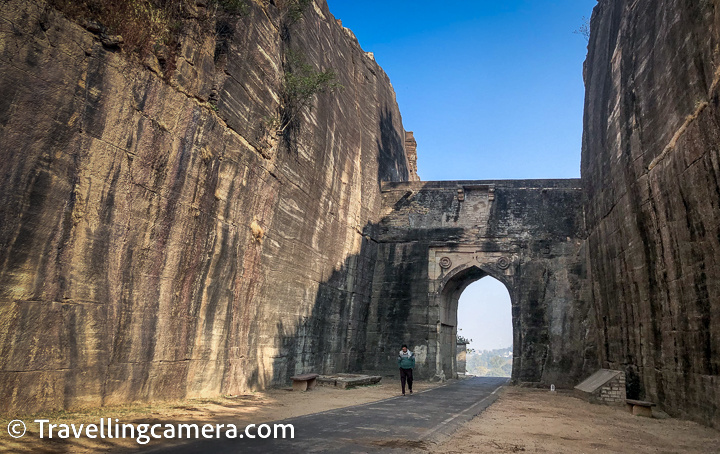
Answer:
457, 277, 513, 377
435, 264, 515, 379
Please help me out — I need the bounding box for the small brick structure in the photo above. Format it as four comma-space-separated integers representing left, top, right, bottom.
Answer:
574, 369, 626, 405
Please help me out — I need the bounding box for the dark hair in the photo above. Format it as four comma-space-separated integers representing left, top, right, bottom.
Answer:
401, 344, 408, 348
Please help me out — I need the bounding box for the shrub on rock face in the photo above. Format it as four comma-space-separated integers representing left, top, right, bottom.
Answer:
48, 0, 250, 78
283, 0, 313, 24
276, 50, 342, 134
49, 0, 184, 54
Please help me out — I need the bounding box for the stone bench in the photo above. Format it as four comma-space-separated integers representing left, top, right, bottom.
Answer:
626, 399, 656, 417
291, 373, 319, 392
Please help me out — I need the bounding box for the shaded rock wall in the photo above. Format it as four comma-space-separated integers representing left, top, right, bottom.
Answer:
0, 0, 415, 413
364, 180, 596, 388
583, 0, 720, 427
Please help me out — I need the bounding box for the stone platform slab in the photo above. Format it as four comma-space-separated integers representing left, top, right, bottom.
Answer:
317, 373, 382, 389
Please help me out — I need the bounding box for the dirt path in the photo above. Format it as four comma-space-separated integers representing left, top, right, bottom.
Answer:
433, 387, 720, 453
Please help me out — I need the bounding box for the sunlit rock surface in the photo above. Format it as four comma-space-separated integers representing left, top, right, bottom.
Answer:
0, 0, 415, 413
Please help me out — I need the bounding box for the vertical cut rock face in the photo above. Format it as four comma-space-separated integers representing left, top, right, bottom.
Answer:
0, 0, 415, 413
583, 0, 720, 427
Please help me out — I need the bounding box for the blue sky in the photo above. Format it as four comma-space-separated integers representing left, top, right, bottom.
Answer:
325, 0, 597, 351
326, 0, 596, 181
458, 277, 513, 351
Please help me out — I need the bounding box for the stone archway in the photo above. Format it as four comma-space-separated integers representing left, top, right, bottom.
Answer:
364, 179, 594, 389
429, 248, 517, 379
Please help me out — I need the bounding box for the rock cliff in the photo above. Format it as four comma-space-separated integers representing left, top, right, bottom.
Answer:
583, 0, 720, 428
0, 0, 416, 413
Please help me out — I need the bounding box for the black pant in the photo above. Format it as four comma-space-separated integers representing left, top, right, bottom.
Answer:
400, 368, 413, 393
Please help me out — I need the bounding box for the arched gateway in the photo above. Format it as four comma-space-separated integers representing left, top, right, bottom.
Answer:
362, 179, 594, 388
433, 260, 513, 380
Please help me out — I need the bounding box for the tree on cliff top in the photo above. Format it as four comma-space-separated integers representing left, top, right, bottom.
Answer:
574, 16, 590, 42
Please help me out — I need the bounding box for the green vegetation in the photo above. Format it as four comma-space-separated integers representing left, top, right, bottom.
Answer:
276, 49, 342, 133
285, 0, 313, 23
263, 0, 341, 153
48, 0, 183, 54
466, 346, 513, 377
48, 0, 249, 64
213, 0, 250, 16
274, 0, 342, 138
49, 0, 340, 149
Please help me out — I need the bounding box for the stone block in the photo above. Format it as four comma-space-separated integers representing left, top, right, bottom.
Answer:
632, 405, 653, 418
317, 374, 382, 389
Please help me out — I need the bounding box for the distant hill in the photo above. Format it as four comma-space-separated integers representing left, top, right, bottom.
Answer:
466, 346, 512, 377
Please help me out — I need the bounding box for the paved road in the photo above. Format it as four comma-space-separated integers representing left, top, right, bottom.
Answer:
146, 377, 508, 453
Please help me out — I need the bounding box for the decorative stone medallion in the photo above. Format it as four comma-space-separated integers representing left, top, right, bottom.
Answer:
439, 257, 452, 269
496, 256, 511, 270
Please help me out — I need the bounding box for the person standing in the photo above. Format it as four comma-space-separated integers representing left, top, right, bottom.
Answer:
398, 344, 415, 396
